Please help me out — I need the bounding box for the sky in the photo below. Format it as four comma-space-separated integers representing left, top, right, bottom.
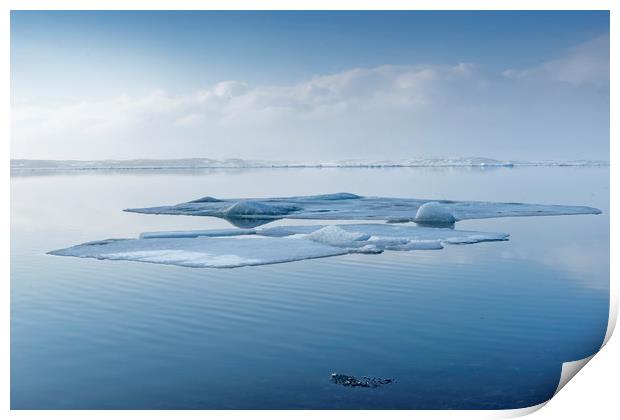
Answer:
10, 11, 610, 161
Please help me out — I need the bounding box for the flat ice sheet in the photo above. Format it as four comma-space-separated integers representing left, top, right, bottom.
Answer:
49, 223, 509, 269
49, 236, 347, 268
124, 192, 601, 228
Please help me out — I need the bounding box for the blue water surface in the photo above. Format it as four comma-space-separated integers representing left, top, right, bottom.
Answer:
10, 166, 609, 409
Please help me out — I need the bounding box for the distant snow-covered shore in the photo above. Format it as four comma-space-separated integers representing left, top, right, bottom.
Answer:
10, 157, 610, 171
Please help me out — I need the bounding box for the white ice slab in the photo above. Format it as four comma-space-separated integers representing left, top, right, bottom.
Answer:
49, 236, 347, 268
124, 193, 601, 227
49, 224, 509, 269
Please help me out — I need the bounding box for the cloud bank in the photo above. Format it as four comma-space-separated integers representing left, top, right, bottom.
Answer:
11, 35, 609, 160
502, 34, 609, 87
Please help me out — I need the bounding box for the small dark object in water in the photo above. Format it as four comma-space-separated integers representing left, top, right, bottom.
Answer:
330, 373, 393, 388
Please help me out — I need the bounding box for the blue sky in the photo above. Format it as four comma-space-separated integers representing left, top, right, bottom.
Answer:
11, 11, 610, 160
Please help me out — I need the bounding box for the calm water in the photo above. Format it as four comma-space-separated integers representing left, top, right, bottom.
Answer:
11, 166, 609, 409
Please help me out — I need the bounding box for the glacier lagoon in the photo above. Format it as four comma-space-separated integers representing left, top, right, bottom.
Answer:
11, 165, 609, 409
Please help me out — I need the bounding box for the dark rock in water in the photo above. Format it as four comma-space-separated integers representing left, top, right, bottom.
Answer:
330, 373, 393, 388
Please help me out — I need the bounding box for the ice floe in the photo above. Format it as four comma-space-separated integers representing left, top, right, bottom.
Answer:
49, 236, 347, 268
49, 224, 509, 269
125, 193, 601, 228
49, 190, 601, 268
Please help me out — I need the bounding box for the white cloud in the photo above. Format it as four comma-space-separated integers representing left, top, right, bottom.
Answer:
11, 62, 481, 157
502, 34, 609, 86
14, 62, 477, 124
10, 36, 609, 160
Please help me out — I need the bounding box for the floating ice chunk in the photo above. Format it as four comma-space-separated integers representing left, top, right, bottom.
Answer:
125, 193, 600, 227
352, 244, 384, 254
369, 238, 444, 251
414, 202, 456, 225
49, 223, 509, 269
338, 224, 508, 249
49, 236, 347, 268
306, 225, 371, 247
256, 223, 508, 244
443, 234, 515, 245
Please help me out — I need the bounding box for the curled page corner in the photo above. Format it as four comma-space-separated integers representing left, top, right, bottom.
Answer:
547, 288, 618, 400
497, 355, 598, 419
554, 355, 595, 396
490, 401, 548, 419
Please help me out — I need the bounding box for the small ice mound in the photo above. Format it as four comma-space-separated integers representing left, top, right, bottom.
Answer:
306, 225, 371, 247
223, 200, 300, 217
189, 196, 222, 203
351, 244, 383, 254
443, 233, 509, 244
414, 202, 456, 224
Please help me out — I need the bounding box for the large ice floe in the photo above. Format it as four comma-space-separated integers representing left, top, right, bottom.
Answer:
49, 224, 510, 268
124, 192, 601, 228
49, 193, 601, 269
